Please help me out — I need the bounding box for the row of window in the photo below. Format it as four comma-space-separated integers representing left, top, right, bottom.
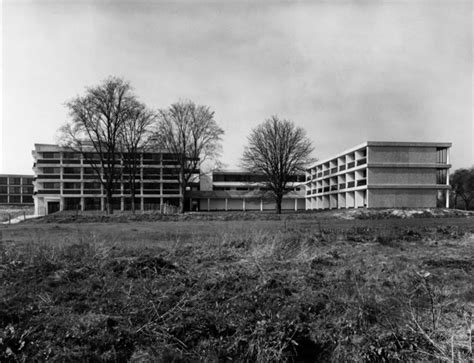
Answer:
0, 177, 33, 185
306, 179, 367, 195
39, 167, 179, 175
0, 195, 33, 203
39, 182, 178, 190
0, 186, 34, 194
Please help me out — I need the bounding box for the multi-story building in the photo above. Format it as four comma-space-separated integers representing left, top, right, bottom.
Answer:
32, 144, 188, 215
305, 141, 451, 210
0, 174, 34, 205
190, 170, 306, 211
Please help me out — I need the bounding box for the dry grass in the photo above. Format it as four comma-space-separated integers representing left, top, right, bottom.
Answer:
1, 214, 473, 361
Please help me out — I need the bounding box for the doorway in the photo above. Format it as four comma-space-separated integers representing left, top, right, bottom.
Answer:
47, 201, 60, 214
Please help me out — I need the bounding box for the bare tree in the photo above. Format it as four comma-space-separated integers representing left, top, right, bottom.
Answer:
119, 101, 155, 213
58, 77, 135, 214
450, 167, 474, 210
152, 100, 224, 213
241, 116, 314, 214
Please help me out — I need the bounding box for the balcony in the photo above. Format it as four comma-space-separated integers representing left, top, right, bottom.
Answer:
357, 179, 367, 186
339, 183, 345, 190
330, 167, 338, 174
339, 165, 346, 172
357, 158, 367, 166
347, 161, 355, 169
330, 185, 338, 191
347, 181, 355, 188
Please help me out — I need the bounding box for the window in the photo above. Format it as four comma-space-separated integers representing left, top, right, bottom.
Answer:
64, 167, 81, 174
44, 182, 60, 189
43, 167, 60, 174
83, 168, 96, 175
437, 169, 447, 184
0, 186, 7, 194
9, 178, 21, 185
436, 148, 447, 164
22, 186, 33, 194
84, 182, 101, 190
0, 177, 7, 185
9, 196, 21, 203
22, 195, 33, 203
64, 182, 81, 189
42, 152, 60, 159
9, 186, 21, 194
63, 152, 80, 159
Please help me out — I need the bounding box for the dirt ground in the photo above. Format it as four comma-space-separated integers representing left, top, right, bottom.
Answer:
1, 209, 473, 361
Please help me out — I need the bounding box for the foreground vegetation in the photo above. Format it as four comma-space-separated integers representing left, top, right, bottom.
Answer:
1, 213, 473, 362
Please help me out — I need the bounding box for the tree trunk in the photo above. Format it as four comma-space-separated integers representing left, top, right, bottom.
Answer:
179, 183, 186, 214
131, 191, 136, 214
106, 191, 113, 215
276, 195, 282, 214
179, 170, 185, 214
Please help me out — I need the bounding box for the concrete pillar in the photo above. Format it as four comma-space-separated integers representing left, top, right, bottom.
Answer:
81, 197, 85, 211
141, 197, 144, 212
225, 198, 228, 211
60, 197, 64, 211
243, 198, 246, 211
260, 199, 263, 211
207, 198, 210, 211
120, 197, 124, 212
294, 198, 297, 211
445, 148, 450, 209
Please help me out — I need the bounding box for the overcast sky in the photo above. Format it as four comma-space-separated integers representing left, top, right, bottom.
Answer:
1, 0, 473, 174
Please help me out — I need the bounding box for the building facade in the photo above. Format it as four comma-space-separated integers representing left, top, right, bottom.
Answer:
0, 174, 34, 205
305, 141, 451, 210
189, 170, 306, 211
32, 144, 186, 215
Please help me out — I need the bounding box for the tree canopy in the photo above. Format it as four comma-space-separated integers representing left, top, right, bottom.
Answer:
151, 100, 224, 213
241, 116, 314, 214
58, 77, 152, 214
450, 167, 474, 210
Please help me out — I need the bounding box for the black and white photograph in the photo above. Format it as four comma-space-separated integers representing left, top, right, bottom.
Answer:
1, 0, 473, 361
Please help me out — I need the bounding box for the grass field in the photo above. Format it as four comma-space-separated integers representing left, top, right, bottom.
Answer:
1, 210, 473, 361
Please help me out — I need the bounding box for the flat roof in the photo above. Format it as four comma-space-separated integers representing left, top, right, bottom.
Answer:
308, 141, 452, 169
33, 143, 168, 153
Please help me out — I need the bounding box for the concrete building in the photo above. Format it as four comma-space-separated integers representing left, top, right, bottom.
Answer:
32, 144, 188, 215
0, 174, 34, 205
305, 141, 451, 210
189, 170, 306, 211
